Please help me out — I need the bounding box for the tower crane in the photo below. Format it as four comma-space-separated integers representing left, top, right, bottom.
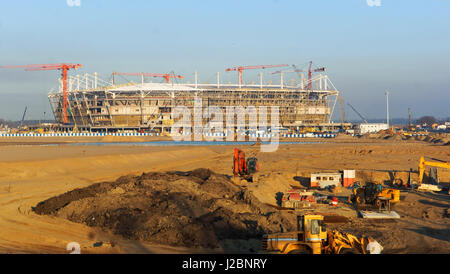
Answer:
0, 63, 82, 124
271, 68, 304, 88
112, 72, 183, 84
347, 103, 368, 124
271, 69, 304, 74
225, 64, 288, 86
272, 62, 326, 90
306, 61, 326, 90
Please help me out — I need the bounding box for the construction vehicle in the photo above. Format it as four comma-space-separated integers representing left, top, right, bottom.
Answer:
347, 102, 368, 124
20, 106, 28, 129
262, 214, 375, 254
281, 189, 315, 208
419, 156, 450, 184
349, 182, 400, 208
233, 148, 259, 183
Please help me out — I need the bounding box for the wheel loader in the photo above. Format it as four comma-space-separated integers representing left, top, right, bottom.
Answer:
262, 215, 377, 254
349, 182, 400, 208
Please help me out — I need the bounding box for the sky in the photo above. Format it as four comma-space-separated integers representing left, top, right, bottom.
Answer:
0, 0, 449, 121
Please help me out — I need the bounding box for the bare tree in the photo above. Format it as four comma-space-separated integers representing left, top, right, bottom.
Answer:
417, 116, 437, 126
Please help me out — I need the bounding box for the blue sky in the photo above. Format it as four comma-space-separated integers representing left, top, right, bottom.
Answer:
0, 0, 449, 121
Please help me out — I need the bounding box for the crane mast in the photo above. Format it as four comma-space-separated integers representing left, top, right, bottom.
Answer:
0, 63, 82, 124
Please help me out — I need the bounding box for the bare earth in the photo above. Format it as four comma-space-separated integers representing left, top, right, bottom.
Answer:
0, 136, 448, 254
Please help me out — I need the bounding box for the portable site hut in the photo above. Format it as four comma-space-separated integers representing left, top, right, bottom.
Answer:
310, 173, 341, 188
342, 170, 356, 187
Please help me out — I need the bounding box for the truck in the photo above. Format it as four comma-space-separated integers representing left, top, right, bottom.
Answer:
262, 214, 378, 254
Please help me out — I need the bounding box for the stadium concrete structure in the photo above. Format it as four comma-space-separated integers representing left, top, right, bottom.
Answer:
48, 70, 343, 133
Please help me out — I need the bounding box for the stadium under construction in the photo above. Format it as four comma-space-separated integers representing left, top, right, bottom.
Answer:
46, 64, 349, 133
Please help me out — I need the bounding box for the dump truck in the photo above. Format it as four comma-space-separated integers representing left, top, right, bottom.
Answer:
262, 214, 379, 254
349, 182, 400, 207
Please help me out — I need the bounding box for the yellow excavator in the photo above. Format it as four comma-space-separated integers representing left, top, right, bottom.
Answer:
262, 215, 377, 254
419, 156, 450, 184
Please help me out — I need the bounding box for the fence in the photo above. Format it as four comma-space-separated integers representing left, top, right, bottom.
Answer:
0, 132, 336, 138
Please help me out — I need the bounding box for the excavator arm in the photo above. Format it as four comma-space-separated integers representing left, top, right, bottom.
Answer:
419, 156, 450, 184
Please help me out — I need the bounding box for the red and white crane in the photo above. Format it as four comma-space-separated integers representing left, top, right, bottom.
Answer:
0, 63, 82, 124
306, 61, 326, 90
112, 72, 183, 84
225, 64, 288, 86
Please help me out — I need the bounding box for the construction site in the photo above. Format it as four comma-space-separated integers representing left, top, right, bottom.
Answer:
2, 0, 450, 262
0, 58, 449, 256
0, 61, 449, 255
0, 129, 448, 254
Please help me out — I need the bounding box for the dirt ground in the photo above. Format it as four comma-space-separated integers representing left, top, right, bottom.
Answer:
0, 135, 448, 253
33, 169, 297, 253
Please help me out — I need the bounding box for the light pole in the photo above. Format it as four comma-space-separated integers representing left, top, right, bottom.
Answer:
385, 90, 390, 128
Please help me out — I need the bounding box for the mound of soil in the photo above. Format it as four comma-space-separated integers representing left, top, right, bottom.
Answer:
33, 169, 296, 252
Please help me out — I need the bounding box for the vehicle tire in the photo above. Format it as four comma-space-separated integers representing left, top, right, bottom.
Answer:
375, 199, 381, 208
355, 195, 363, 205
288, 248, 311, 254
339, 248, 360, 254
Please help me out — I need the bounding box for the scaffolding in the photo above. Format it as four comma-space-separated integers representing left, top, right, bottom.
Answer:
48, 72, 339, 132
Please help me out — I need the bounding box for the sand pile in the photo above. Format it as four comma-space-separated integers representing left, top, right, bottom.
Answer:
421, 134, 450, 145
383, 134, 404, 141
359, 131, 449, 145
33, 169, 296, 251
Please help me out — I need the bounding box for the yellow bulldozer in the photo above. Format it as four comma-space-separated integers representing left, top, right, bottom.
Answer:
262, 215, 380, 254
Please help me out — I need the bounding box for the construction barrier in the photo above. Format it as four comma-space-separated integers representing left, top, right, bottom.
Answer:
0, 132, 335, 138
282, 133, 336, 138
0, 132, 161, 137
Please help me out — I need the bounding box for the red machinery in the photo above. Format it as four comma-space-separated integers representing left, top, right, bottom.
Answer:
233, 148, 247, 176
281, 189, 316, 209
225, 64, 288, 86
0, 63, 82, 124
233, 148, 259, 181
112, 72, 183, 84
307, 61, 326, 90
